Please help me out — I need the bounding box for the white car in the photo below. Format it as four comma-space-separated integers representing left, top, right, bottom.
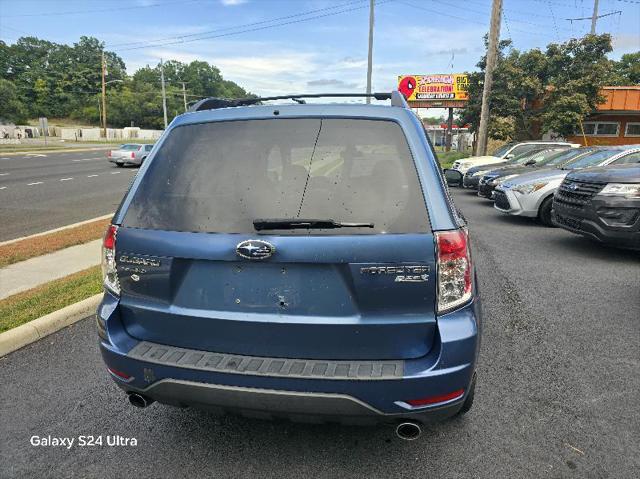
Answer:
452, 141, 579, 173
493, 146, 640, 225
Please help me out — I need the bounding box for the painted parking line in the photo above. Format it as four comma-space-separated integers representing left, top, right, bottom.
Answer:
0, 173, 9, 176
0, 186, 6, 190
87, 174, 99, 178
111, 171, 121, 175
27, 182, 43, 186
60, 177, 74, 181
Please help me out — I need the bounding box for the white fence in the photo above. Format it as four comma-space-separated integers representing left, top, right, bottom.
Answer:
0, 125, 163, 141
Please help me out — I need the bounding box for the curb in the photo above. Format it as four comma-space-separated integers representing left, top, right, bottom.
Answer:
0, 293, 102, 357
0, 213, 114, 247
0, 146, 111, 156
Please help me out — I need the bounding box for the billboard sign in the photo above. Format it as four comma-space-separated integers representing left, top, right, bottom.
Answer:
398, 74, 469, 105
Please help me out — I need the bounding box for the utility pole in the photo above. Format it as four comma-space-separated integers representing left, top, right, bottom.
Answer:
476, 0, 502, 156
590, 0, 599, 34
160, 58, 168, 128
365, 0, 374, 104
445, 108, 454, 152
101, 52, 107, 138
181, 82, 188, 112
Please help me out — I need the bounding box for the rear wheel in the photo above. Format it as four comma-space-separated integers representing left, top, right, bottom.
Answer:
457, 372, 476, 415
538, 196, 554, 226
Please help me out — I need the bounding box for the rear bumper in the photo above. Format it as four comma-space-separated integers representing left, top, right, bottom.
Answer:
120, 378, 465, 424
97, 292, 481, 424
108, 157, 141, 166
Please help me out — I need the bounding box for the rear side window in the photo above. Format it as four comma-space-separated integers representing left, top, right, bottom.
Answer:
509, 144, 546, 157
565, 149, 617, 168
123, 118, 430, 234
612, 151, 640, 165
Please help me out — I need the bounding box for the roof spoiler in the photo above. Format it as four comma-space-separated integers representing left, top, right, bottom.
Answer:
188, 91, 409, 112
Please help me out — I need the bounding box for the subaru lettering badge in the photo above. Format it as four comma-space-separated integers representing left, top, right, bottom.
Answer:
236, 240, 275, 260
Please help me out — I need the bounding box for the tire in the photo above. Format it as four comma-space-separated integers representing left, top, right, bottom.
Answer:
115, 163, 124, 168
538, 196, 554, 227
457, 372, 476, 416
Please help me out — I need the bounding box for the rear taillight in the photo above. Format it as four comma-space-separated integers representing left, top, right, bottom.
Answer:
107, 151, 111, 157
130, 152, 135, 159
101, 224, 120, 296
435, 228, 472, 313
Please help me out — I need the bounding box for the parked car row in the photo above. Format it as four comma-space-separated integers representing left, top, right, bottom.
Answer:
446, 143, 640, 250
107, 143, 154, 167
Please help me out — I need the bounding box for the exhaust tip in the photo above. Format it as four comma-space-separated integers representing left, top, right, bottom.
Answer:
128, 393, 154, 408
395, 421, 422, 441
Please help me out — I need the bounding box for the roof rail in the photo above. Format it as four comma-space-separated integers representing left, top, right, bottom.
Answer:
188, 91, 409, 112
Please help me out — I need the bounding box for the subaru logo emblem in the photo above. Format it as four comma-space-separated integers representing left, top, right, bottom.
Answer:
569, 182, 579, 190
236, 240, 275, 260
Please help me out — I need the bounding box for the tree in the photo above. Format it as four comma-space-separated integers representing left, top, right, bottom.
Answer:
0, 79, 28, 123
0, 35, 251, 128
459, 34, 618, 141
610, 52, 640, 85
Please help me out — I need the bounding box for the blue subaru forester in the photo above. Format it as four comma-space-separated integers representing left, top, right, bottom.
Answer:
97, 92, 481, 439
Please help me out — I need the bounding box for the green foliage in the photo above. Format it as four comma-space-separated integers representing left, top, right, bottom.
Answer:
610, 52, 640, 85
0, 78, 28, 122
459, 34, 632, 140
0, 36, 251, 128
422, 116, 445, 125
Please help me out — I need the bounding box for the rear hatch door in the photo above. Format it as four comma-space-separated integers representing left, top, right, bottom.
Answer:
116, 118, 437, 360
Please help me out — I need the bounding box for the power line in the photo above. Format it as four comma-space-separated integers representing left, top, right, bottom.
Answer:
396, 0, 488, 26
565, 10, 622, 21
427, 0, 558, 28
548, 2, 562, 41
106, 0, 368, 48
112, 0, 396, 52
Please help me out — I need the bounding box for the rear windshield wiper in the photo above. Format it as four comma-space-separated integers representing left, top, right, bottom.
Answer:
253, 218, 374, 231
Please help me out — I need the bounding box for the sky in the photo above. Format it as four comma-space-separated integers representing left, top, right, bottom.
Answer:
0, 0, 638, 105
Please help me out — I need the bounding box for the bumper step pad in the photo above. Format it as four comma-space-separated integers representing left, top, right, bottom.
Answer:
128, 341, 404, 381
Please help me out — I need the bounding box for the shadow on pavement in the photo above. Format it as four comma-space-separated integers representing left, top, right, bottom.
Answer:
544, 234, 640, 263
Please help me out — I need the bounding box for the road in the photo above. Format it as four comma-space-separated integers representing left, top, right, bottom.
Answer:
0, 150, 138, 241
1, 189, 639, 478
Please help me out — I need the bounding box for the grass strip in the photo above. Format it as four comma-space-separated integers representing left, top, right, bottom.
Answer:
0, 218, 110, 268
0, 266, 102, 333
437, 151, 471, 169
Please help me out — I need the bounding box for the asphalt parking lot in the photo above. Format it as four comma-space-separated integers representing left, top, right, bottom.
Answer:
1, 188, 638, 479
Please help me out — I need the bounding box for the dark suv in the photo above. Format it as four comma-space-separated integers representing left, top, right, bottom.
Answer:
97, 92, 481, 437
553, 163, 640, 249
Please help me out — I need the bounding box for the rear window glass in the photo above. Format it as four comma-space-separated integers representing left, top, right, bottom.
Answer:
123, 118, 429, 235
542, 148, 592, 167
565, 149, 618, 169
612, 151, 640, 165
509, 143, 545, 157
121, 144, 140, 150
